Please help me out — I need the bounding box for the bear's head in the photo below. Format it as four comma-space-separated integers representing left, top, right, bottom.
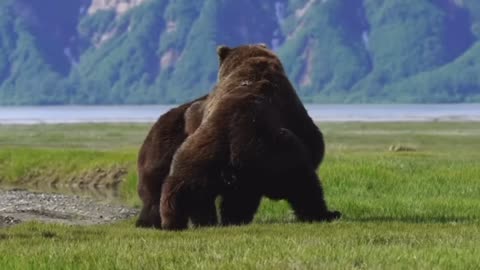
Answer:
216, 44, 285, 81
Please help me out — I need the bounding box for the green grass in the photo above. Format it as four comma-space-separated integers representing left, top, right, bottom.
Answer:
1, 221, 479, 269
0, 124, 143, 203
0, 123, 148, 150
1, 122, 480, 269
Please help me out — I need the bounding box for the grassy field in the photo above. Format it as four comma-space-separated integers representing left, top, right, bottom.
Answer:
1, 122, 480, 269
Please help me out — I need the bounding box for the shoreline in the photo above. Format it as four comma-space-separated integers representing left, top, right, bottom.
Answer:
1, 117, 480, 124
1, 103, 480, 124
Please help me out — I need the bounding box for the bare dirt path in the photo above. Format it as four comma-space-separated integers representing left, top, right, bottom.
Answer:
0, 189, 138, 227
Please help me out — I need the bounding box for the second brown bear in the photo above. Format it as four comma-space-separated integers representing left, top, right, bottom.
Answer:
136, 95, 206, 228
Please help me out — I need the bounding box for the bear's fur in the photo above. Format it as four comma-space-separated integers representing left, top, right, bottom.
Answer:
160, 44, 340, 230
184, 100, 205, 136
136, 95, 206, 228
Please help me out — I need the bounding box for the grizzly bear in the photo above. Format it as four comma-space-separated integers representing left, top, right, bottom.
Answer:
160, 44, 340, 230
136, 95, 206, 228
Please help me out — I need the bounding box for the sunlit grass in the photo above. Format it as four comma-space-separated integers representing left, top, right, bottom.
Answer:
1, 122, 479, 269
1, 221, 479, 269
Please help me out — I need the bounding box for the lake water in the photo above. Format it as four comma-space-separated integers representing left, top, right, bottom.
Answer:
1, 104, 480, 124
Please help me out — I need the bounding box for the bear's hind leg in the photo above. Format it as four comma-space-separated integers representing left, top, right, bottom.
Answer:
136, 171, 162, 228
160, 176, 189, 230
161, 177, 220, 230
220, 187, 262, 226
286, 170, 341, 222
189, 195, 218, 227
136, 204, 161, 228
264, 128, 341, 222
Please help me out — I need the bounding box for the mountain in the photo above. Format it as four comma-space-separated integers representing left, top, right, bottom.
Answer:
0, 0, 479, 105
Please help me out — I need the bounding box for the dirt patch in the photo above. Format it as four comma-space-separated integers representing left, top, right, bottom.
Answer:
0, 189, 138, 227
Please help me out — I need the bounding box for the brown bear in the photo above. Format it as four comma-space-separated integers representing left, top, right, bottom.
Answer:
159, 44, 340, 230
136, 95, 206, 228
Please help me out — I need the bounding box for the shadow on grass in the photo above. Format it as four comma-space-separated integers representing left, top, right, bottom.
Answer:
348, 215, 479, 224
254, 214, 479, 225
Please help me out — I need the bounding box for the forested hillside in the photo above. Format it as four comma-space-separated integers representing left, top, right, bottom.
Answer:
1, 0, 479, 105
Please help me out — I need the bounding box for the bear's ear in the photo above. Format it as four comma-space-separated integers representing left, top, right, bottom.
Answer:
217, 45, 231, 62
257, 43, 268, 48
